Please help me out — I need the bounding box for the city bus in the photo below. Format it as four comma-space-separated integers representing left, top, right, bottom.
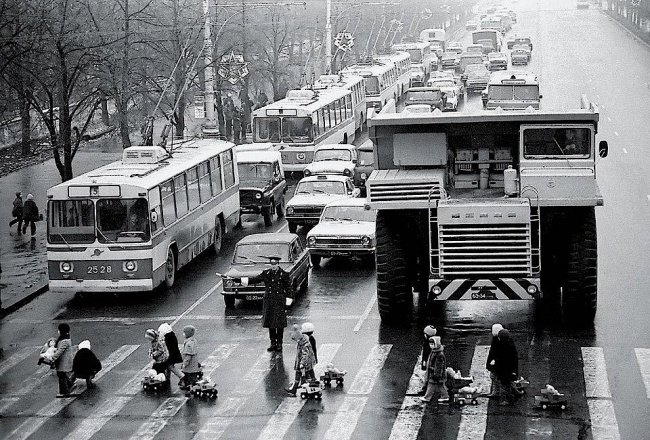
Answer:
252, 88, 355, 172
46, 139, 240, 292
309, 74, 367, 132
377, 51, 412, 97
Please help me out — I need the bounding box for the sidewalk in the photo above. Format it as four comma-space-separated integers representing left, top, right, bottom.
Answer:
0, 145, 122, 315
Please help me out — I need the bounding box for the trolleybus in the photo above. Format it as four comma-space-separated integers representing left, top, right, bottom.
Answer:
47, 139, 240, 292
309, 74, 367, 132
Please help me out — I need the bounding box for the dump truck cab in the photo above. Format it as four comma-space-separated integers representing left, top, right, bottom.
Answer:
367, 96, 608, 323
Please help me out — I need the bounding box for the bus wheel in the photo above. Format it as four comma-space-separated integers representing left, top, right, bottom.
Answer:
164, 247, 176, 288
213, 217, 223, 255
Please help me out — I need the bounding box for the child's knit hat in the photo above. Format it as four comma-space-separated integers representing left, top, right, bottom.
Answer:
183, 325, 196, 337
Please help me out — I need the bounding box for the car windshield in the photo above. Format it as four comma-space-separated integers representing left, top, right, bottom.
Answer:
254, 117, 281, 142
233, 243, 290, 264
296, 180, 346, 195
281, 117, 313, 143
513, 85, 540, 100
523, 127, 591, 157
363, 76, 380, 95
322, 206, 376, 222
407, 90, 442, 101
314, 149, 352, 161
513, 45, 529, 51
96, 198, 150, 243
48, 199, 95, 244
358, 150, 374, 166
238, 163, 272, 182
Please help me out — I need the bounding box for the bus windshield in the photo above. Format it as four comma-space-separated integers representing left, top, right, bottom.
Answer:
363, 76, 380, 96
513, 85, 539, 100
489, 85, 514, 100
254, 117, 281, 142
233, 244, 290, 264
281, 117, 313, 143
48, 199, 95, 244
322, 206, 376, 222
96, 198, 150, 243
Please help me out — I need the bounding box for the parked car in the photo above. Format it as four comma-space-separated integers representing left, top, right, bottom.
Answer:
285, 174, 360, 233
306, 198, 376, 266
303, 144, 358, 179
221, 233, 310, 307
237, 150, 287, 227
404, 87, 447, 111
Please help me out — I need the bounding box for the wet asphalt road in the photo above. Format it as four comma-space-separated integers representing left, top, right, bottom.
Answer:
1, 0, 650, 439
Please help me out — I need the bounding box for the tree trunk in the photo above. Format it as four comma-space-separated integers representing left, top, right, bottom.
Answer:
117, 94, 131, 148
100, 93, 110, 125
19, 85, 31, 156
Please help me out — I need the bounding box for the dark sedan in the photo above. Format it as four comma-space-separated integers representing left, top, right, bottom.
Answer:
221, 233, 310, 307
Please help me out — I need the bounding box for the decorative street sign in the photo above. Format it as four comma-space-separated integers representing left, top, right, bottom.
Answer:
422, 8, 433, 19
631, 0, 640, 6
194, 94, 205, 119
334, 31, 355, 52
218, 51, 249, 85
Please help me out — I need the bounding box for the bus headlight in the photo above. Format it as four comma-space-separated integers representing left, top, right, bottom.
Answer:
343, 168, 352, 176
304, 169, 311, 177
286, 207, 294, 215
59, 262, 74, 273
361, 236, 371, 246
307, 236, 316, 246
255, 192, 262, 200
123, 260, 138, 272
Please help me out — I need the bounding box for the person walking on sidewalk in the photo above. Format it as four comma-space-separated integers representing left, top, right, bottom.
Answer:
9, 192, 23, 234
22, 194, 39, 237
50, 323, 77, 397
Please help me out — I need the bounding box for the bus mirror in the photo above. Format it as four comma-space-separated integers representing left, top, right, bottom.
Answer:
150, 210, 158, 223
598, 140, 608, 158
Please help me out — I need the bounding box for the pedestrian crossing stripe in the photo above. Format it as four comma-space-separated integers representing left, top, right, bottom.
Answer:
0, 346, 39, 377
1, 342, 648, 440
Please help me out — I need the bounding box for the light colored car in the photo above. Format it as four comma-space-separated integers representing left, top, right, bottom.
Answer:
427, 77, 461, 111
440, 52, 460, 70
303, 144, 357, 179
410, 64, 427, 87
306, 198, 376, 266
512, 43, 531, 61
487, 52, 508, 71
511, 47, 529, 65
446, 42, 464, 55
464, 64, 491, 92
285, 174, 360, 233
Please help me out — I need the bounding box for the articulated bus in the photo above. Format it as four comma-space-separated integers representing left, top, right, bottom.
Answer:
341, 52, 411, 114
308, 74, 367, 132
252, 88, 355, 172
47, 139, 240, 292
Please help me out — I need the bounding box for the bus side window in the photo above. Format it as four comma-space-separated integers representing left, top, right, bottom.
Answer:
199, 161, 212, 202
148, 189, 161, 233
160, 179, 176, 226
210, 157, 223, 195
174, 174, 189, 218
222, 149, 235, 188
187, 166, 201, 210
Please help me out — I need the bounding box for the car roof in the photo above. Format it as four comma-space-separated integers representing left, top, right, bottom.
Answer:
315, 143, 357, 151
408, 86, 442, 92
236, 233, 298, 245
488, 52, 507, 58
323, 197, 371, 208
298, 174, 351, 183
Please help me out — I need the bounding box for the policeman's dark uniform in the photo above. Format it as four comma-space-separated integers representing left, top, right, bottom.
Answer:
241, 257, 293, 352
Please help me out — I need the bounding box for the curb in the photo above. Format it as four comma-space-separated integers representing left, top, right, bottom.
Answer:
0, 283, 49, 318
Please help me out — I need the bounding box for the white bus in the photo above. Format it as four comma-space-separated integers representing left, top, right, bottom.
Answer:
392, 41, 436, 87
309, 74, 367, 132
252, 88, 355, 172
47, 139, 240, 292
341, 52, 410, 114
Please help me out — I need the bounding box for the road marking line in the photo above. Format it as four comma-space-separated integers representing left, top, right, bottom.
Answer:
0, 346, 38, 377
582, 347, 620, 440
348, 344, 392, 395
64, 343, 237, 440
256, 344, 341, 440
634, 348, 650, 399
389, 354, 425, 440
582, 347, 612, 398
353, 293, 377, 332
0, 397, 19, 415
194, 351, 279, 439
322, 397, 369, 440
622, 148, 628, 154
128, 344, 238, 440
321, 344, 392, 440
171, 280, 223, 327
7, 345, 139, 440
456, 345, 491, 440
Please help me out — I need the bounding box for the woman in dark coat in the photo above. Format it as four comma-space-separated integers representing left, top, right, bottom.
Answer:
22, 194, 39, 236
158, 323, 185, 386
73, 340, 102, 388
493, 328, 519, 405
238, 256, 293, 352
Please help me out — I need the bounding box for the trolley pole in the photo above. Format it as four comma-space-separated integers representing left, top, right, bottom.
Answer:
326, 0, 332, 73
203, 0, 215, 125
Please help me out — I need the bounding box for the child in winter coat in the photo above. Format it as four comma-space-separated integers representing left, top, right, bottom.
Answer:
418, 325, 437, 395
50, 323, 76, 397
145, 329, 169, 375
180, 325, 201, 389
285, 324, 316, 396
158, 323, 185, 387
301, 322, 317, 364
421, 336, 446, 407
73, 340, 102, 388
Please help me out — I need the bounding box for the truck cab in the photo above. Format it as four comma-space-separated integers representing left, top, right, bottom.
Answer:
366, 97, 607, 323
